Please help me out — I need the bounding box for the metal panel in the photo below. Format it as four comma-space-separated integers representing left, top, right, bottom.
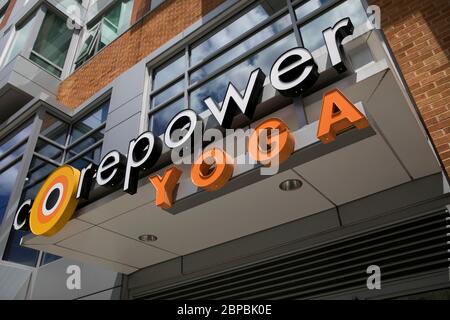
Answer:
133, 209, 450, 300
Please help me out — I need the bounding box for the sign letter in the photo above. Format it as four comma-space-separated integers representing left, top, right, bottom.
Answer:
317, 89, 369, 144
149, 167, 183, 209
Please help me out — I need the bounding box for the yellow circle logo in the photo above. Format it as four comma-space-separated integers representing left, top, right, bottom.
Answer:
30, 165, 80, 236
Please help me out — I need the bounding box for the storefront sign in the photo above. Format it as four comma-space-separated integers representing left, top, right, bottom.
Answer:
14, 17, 369, 237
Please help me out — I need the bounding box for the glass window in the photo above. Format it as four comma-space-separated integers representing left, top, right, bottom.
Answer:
75, 0, 133, 68
65, 101, 109, 170
295, 0, 333, 20
190, 14, 291, 84
70, 101, 109, 143
2, 228, 40, 267
149, 99, 185, 137
3, 12, 37, 66
41, 252, 61, 266
0, 121, 32, 224
22, 180, 44, 201
191, 0, 285, 66
300, 0, 368, 51
34, 140, 65, 163
152, 79, 184, 108
30, 10, 73, 77
0, 144, 26, 171
68, 129, 104, 154
0, 161, 22, 224
153, 53, 185, 91
190, 33, 297, 114
40, 113, 69, 146
0, 121, 32, 154
68, 157, 94, 171
26, 158, 57, 186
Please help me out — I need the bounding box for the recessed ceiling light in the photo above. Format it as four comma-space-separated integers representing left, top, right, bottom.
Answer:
279, 179, 303, 191
138, 234, 158, 242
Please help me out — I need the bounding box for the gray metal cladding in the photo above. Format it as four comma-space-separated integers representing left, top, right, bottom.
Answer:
135, 209, 450, 300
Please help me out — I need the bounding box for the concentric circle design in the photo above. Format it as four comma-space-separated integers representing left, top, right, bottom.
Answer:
30, 165, 81, 236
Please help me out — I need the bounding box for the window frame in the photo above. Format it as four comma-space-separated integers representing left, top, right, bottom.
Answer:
73, 0, 134, 70
146, 0, 370, 133
2, 4, 78, 78
0, 98, 110, 268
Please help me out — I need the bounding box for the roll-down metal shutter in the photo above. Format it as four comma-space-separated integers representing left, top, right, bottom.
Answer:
138, 209, 450, 300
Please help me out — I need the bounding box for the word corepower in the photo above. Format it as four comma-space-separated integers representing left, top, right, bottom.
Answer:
15, 17, 369, 237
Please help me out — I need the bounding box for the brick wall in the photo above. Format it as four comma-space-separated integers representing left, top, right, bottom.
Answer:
57, 0, 224, 108
370, 0, 450, 175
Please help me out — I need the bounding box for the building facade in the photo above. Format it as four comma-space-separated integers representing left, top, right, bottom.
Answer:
0, 0, 449, 300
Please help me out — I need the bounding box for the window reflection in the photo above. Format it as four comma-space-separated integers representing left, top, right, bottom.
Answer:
40, 113, 69, 146
295, 0, 333, 20
0, 161, 22, 224
2, 228, 40, 267
150, 99, 185, 136
41, 252, 61, 266
190, 33, 296, 113
0, 121, 32, 155
68, 146, 102, 164
152, 79, 184, 108
0, 144, 25, 171
26, 158, 57, 186
300, 0, 368, 51
191, 1, 284, 65
70, 101, 109, 143
68, 157, 93, 171
75, 0, 133, 68
30, 10, 73, 77
69, 129, 104, 154
3, 12, 37, 66
190, 14, 291, 84
153, 53, 185, 90
35, 140, 64, 162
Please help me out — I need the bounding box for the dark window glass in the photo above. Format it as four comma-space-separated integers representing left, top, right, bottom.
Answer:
26, 158, 57, 186
22, 180, 44, 201
0, 161, 22, 224
0, 121, 33, 155
2, 229, 39, 267
70, 101, 109, 143
40, 114, 69, 145
35, 140, 64, 163
30, 10, 73, 77
190, 33, 296, 114
68, 129, 105, 154
150, 99, 185, 136
41, 252, 61, 266
68, 145, 102, 164
0, 144, 26, 171
68, 157, 92, 171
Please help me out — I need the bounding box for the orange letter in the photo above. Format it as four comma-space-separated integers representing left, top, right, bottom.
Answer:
317, 89, 369, 144
149, 167, 182, 209
191, 148, 234, 192
248, 118, 295, 167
